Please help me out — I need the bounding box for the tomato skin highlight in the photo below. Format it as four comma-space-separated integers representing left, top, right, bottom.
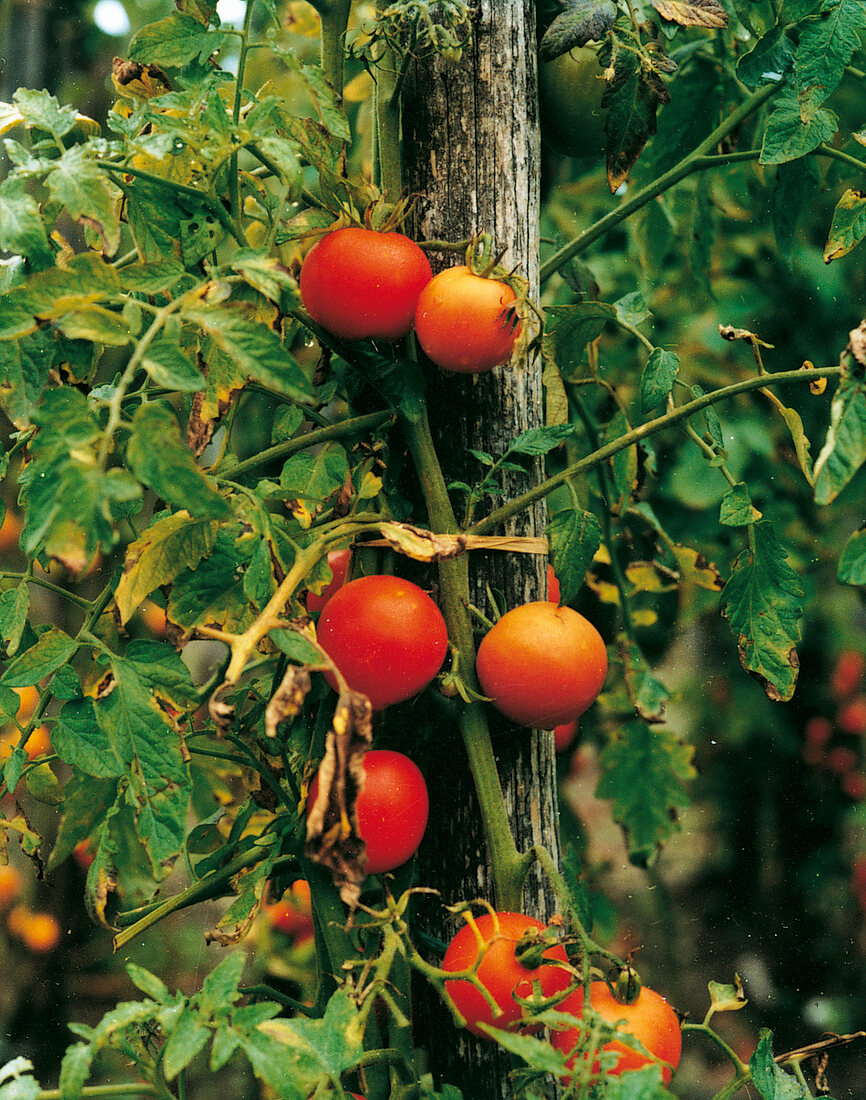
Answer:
476, 602, 607, 729
316, 574, 448, 710
442, 911, 571, 1037
306, 548, 352, 613
308, 749, 429, 875
299, 227, 432, 343
414, 266, 520, 373
551, 981, 682, 1085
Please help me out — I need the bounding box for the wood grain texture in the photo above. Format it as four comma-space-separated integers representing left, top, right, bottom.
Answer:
402, 4, 564, 1096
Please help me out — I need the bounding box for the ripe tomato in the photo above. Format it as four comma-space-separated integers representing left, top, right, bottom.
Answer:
414, 266, 520, 373
475, 602, 607, 729
307, 749, 429, 875
553, 719, 579, 752
268, 879, 314, 942
306, 548, 352, 613
547, 563, 561, 604
551, 981, 682, 1085
0, 864, 22, 908
16, 910, 61, 954
299, 227, 432, 343
831, 649, 864, 698
837, 695, 866, 736
316, 575, 448, 710
442, 911, 571, 1037
539, 46, 608, 160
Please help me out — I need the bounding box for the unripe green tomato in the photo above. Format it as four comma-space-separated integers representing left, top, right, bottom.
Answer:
538, 46, 607, 159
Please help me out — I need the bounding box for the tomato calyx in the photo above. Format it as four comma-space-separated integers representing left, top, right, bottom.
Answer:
613, 966, 643, 1006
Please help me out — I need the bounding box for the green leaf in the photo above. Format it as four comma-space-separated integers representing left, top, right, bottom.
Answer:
596, 719, 694, 865
823, 188, 866, 262
53, 698, 123, 779
57, 1042, 92, 1100
12, 88, 78, 137
641, 348, 679, 412
720, 520, 804, 701
547, 507, 602, 605
477, 1026, 568, 1074
142, 338, 206, 391
795, 0, 865, 120
619, 636, 670, 721
509, 424, 575, 456
18, 388, 142, 567
280, 443, 349, 528
128, 12, 229, 66
126, 402, 231, 520
736, 26, 794, 87
539, 0, 618, 58
838, 526, 866, 585
243, 537, 277, 609
0, 328, 57, 428
56, 305, 131, 346
0, 1056, 42, 1100
614, 291, 652, 328
117, 260, 187, 295
271, 629, 323, 666
760, 92, 837, 164
95, 647, 192, 872
1, 628, 77, 687
0, 584, 29, 657
168, 524, 255, 633
230, 249, 299, 305
602, 31, 670, 191
116, 510, 220, 624
813, 340, 866, 504
543, 302, 617, 380
186, 305, 314, 402
0, 177, 52, 264
720, 482, 763, 526
163, 1009, 211, 1080
46, 145, 122, 254
750, 1030, 807, 1099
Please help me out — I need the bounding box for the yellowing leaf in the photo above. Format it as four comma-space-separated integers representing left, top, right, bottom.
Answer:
652, 0, 728, 27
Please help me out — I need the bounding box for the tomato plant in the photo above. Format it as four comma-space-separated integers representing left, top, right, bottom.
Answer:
475, 602, 608, 728
551, 981, 682, 1086
299, 227, 432, 343
538, 46, 608, 160
305, 548, 352, 613
441, 911, 571, 1037
308, 749, 429, 875
414, 266, 520, 373
316, 574, 449, 710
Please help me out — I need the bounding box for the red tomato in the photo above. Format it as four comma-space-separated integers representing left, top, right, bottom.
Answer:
316, 575, 448, 710
547, 563, 561, 604
268, 879, 314, 941
414, 266, 520, 373
831, 649, 864, 698
442, 911, 571, 1037
306, 549, 352, 613
299, 227, 432, 343
553, 719, 579, 752
837, 696, 866, 736
475, 602, 607, 729
551, 981, 682, 1085
308, 749, 429, 875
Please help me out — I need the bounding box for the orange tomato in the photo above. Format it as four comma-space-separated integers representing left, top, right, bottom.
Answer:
18, 910, 61, 953
0, 864, 22, 908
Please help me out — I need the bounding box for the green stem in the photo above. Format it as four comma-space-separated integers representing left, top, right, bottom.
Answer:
540, 82, 781, 283
320, 0, 351, 104
0, 572, 91, 609
227, 0, 257, 229
682, 1022, 749, 1077
815, 143, 866, 173
400, 405, 527, 909
373, 0, 404, 201
34, 1088, 157, 1100
114, 833, 279, 946
101, 164, 244, 246
215, 410, 396, 478
466, 363, 840, 536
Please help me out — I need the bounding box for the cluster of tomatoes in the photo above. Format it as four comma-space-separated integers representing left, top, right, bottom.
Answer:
299, 226, 521, 374
802, 648, 866, 801
298, 555, 681, 1084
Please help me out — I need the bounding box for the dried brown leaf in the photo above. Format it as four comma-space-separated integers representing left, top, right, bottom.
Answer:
305, 692, 374, 907
651, 0, 727, 28
718, 324, 774, 348
265, 666, 312, 740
